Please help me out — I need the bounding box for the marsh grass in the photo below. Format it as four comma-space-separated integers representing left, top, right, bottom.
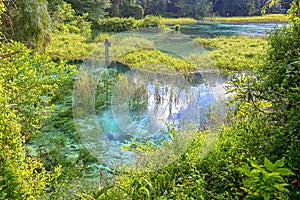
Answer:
120, 49, 197, 73
193, 35, 268, 72
160, 17, 196, 25
204, 14, 288, 23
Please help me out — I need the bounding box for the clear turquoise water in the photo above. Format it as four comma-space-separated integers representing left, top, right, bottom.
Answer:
97, 69, 228, 143
168, 22, 286, 37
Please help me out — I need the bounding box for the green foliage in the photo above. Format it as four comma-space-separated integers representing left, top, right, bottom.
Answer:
160, 17, 196, 25
1, 0, 51, 51
228, 5, 300, 198
100, 130, 206, 199
46, 32, 156, 62
0, 0, 4, 24
50, 2, 92, 38
94, 33, 111, 43
205, 14, 289, 23
175, 0, 212, 18
96, 17, 138, 32
45, 32, 97, 61
97, 6, 299, 199
120, 49, 196, 73
174, 24, 180, 32
1, 1, 297, 199
287, 0, 300, 25
65, 0, 110, 22
95, 16, 164, 32
121, 4, 144, 19
0, 41, 76, 135
138, 15, 163, 28
193, 35, 268, 72
237, 158, 295, 200
0, 41, 75, 198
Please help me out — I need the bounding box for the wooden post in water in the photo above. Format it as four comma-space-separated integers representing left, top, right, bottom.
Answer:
105, 39, 111, 66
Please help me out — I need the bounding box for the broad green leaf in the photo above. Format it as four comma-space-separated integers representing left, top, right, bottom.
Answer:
249, 160, 263, 171
237, 165, 251, 176
262, 192, 270, 200
264, 157, 275, 171
274, 157, 285, 168
274, 183, 290, 193
267, 173, 285, 182
251, 169, 262, 175
275, 168, 295, 176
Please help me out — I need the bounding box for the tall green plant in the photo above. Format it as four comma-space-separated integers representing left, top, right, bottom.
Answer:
230, 1, 300, 197
50, 2, 92, 37
1, 0, 51, 51
238, 158, 295, 200
0, 41, 76, 198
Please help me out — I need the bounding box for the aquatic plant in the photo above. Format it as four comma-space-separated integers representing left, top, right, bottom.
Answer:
160, 17, 196, 25
120, 49, 196, 73
193, 35, 267, 72
204, 14, 288, 23
174, 24, 180, 32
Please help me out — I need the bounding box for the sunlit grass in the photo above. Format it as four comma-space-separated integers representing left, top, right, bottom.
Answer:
193, 35, 268, 72
160, 17, 196, 25
47, 32, 267, 73
120, 49, 196, 73
204, 14, 288, 23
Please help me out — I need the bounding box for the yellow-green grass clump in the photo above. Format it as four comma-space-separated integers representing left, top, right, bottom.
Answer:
205, 14, 288, 23
193, 35, 268, 72
46, 32, 97, 60
160, 17, 196, 25
46, 32, 196, 74
46, 33, 154, 61
120, 49, 197, 73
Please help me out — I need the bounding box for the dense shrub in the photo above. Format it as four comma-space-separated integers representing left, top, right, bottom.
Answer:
96, 17, 138, 32
138, 15, 163, 28
174, 24, 180, 32
45, 32, 97, 61
95, 16, 164, 32
229, 2, 300, 198
50, 2, 92, 38
121, 4, 144, 19
0, 41, 75, 198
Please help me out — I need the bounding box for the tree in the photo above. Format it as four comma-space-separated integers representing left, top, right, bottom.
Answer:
140, 0, 170, 15
65, 0, 110, 22
1, 0, 51, 52
175, 0, 212, 18
211, 0, 293, 16
50, 1, 92, 37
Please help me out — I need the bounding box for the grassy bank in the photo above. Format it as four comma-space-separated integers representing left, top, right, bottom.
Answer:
204, 14, 288, 23
160, 17, 196, 25
46, 31, 197, 73
46, 31, 267, 73
192, 35, 268, 72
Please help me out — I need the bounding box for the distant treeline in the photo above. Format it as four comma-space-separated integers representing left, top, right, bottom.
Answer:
0, 0, 293, 51
65, 0, 293, 21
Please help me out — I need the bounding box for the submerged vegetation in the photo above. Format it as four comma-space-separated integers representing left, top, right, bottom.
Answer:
0, 0, 299, 199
